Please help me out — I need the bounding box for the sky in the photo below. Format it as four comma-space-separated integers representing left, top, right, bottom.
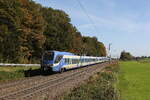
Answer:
33, 0, 150, 57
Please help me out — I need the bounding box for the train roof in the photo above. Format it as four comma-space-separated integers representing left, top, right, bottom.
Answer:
45, 50, 107, 58
63, 55, 106, 59
46, 50, 75, 56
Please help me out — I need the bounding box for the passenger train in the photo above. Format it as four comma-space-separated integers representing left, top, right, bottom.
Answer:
41, 51, 109, 72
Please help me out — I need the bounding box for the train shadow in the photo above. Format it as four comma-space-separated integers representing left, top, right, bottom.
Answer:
24, 68, 55, 77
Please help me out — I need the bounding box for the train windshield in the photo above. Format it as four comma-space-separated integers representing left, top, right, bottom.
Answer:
43, 52, 54, 60
54, 55, 63, 63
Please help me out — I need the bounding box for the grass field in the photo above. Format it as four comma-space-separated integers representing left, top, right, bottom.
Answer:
0, 66, 39, 72
118, 60, 150, 100
0, 66, 40, 81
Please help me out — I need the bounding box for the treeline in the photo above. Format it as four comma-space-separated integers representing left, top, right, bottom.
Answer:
0, 0, 106, 63
120, 51, 150, 61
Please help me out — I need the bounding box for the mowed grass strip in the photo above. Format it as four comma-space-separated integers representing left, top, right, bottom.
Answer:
118, 61, 150, 100
0, 66, 40, 81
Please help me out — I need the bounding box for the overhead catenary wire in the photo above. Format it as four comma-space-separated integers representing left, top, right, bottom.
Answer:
75, 0, 101, 36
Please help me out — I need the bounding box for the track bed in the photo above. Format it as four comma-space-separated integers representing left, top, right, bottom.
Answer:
0, 61, 117, 100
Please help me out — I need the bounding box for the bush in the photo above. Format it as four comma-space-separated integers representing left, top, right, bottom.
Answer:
120, 51, 134, 61
60, 65, 120, 100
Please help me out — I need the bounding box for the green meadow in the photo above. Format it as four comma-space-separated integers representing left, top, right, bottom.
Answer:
60, 60, 150, 100
0, 66, 40, 81
118, 60, 150, 100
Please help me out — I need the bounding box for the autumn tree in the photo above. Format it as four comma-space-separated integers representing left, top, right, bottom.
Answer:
0, 0, 46, 63
18, 0, 46, 63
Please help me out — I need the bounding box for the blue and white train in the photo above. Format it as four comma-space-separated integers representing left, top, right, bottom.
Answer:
41, 51, 109, 72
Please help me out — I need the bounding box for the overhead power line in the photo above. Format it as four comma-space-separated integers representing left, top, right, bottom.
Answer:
76, 0, 101, 36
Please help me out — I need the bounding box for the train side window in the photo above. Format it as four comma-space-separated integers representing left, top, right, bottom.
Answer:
73, 59, 77, 64
74, 59, 76, 64
67, 58, 69, 64
69, 58, 72, 64
65, 58, 69, 64
81, 59, 83, 63
72, 59, 75, 64
73, 59, 75, 64
71, 59, 73, 64
75, 59, 79, 64
77, 59, 80, 63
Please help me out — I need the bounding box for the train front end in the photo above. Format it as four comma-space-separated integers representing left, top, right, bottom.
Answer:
41, 51, 54, 72
41, 51, 64, 72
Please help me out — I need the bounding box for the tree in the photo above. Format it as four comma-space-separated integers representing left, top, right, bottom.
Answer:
18, 0, 46, 63
0, 0, 46, 63
120, 51, 133, 60
0, 0, 23, 62
82, 36, 106, 56
41, 7, 74, 52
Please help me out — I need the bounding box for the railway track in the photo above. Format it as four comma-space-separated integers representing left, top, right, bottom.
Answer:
0, 76, 43, 90
0, 61, 117, 100
0, 69, 79, 96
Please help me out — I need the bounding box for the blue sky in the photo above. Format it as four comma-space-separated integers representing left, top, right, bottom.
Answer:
33, 0, 150, 57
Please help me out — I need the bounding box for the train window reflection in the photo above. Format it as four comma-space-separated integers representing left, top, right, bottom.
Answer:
54, 55, 63, 63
